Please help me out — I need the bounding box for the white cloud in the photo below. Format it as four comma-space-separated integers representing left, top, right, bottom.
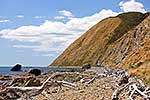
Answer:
13, 42, 61, 52
0, 9, 118, 53
54, 16, 65, 20
66, 9, 118, 31
0, 0, 147, 54
0, 19, 10, 23
34, 16, 46, 19
119, 0, 146, 13
59, 10, 74, 18
16, 15, 24, 18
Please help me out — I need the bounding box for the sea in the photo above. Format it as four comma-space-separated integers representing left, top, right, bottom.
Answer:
0, 66, 65, 75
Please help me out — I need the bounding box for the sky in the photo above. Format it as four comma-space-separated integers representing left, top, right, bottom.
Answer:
0, 0, 149, 66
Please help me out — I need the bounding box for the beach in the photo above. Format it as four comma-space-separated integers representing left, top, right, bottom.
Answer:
0, 67, 149, 100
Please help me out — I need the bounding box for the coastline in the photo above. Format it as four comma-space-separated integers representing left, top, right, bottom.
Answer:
0, 66, 149, 100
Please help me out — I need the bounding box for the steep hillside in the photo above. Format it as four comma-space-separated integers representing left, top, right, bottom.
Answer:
101, 12, 150, 68
50, 12, 150, 68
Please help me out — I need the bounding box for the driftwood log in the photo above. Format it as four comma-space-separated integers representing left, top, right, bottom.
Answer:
112, 77, 150, 100
1, 72, 77, 100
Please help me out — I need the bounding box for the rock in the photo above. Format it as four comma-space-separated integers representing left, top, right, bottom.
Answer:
82, 63, 91, 69
42, 72, 48, 75
9, 78, 25, 86
0, 92, 20, 100
65, 68, 84, 72
28, 68, 41, 76
10, 64, 22, 71
51, 88, 58, 93
7, 92, 20, 100
24, 77, 41, 86
9, 77, 41, 86
0, 75, 11, 81
118, 73, 129, 86
79, 90, 84, 93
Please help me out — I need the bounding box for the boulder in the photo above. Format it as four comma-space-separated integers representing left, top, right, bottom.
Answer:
10, 64, 22, 71
28, 68, 41, 76
0, 75, 11, 81
9, 77, 41, 86
0, 92, 20, 100
9, 78, 24, 86
24, 77, 41, 86
81, 63, 91, 69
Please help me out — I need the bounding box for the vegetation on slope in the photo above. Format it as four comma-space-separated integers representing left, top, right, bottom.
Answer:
107, 12, 147, 44
50, 12, 150, 67
128, 60, 150, 85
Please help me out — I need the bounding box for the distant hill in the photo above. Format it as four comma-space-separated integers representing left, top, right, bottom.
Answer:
50, 12, 150, 70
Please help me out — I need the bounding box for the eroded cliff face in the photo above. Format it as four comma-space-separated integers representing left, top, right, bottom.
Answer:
101, 14, 150, 68
50, 12, 150, 68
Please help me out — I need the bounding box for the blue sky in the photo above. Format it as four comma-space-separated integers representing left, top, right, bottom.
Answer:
0, 0, 149, 66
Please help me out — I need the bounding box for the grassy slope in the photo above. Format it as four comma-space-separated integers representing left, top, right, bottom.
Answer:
107, 12, 145, 44
50, 12, 148, 67
50, 17, 122, 66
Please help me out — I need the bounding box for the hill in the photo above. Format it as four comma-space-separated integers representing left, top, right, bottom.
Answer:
50, 12, 150, 70
49, 12, 150, 84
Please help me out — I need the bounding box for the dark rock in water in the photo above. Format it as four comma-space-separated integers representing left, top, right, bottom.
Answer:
82, 63, 91, 69
28, 68, 41, 76
10, 64, 22, 71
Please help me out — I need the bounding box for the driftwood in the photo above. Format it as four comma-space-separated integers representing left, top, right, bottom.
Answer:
1, 68, 150, 100
84, 76, 97, 86
57, 80, 76, 88
128, 83, 150, 100
2, 73, 77, 100
112, 77, 150, 100
80, 73, 107, 85
144, 86, 150, 94
112, 81, 135, 100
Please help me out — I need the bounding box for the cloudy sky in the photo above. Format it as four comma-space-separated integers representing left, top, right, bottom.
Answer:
0, 0, 149, 66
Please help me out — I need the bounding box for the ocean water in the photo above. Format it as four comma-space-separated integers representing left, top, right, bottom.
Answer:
0, 66, 65, 75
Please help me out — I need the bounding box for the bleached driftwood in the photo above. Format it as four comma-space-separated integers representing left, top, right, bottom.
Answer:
112, 81, 135, 100
144, 86, 150, 94
6, 73, 54, 91
85, 76, 96, 85
1, 67, 149, 100
4, 75, 54, 100
98, 73, 107, 78
80, 73, 107, 85
57, 80, 76, 88
6, 72, 77, 90
128, 84, 150, 100
112, 76, 150, 100
4, 73, 77, 100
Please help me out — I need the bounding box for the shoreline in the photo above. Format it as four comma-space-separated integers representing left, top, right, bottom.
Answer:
0, 66, 149, 100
